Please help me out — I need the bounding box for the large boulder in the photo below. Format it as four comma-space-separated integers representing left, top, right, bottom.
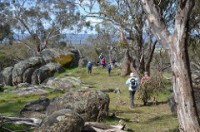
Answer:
20, 97, 50, 119
45, 76, 82, 92
41, 48, 80, 68
1, 66, 13, 85
31, 63, 64, 84
2, 48, 80, 86
12, 57, 44, 85
168, 87, 200, 117
68, 49, 80, 67
36, 109, 84, 132
46, 89, 110, 121
0, 73, 4, 90
23, 68, 37, 83
12, 86, 49, 96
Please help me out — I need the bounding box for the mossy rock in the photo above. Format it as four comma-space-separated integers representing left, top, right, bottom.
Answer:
53, 53, 73, 67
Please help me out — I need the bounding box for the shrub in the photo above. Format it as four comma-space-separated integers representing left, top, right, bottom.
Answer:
138, 71, 167, 105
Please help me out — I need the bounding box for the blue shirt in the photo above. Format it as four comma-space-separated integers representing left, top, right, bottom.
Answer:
126, 77, 139, 91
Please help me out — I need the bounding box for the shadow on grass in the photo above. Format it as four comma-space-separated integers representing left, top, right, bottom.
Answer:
136, 100, 168, 107
144, 114, 176, 124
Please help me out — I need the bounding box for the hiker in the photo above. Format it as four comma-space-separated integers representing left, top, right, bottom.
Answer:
126, 72, 139, 108
107, 63, 112, 76
99, 53, 104, 60
140, 71, 150, 83
87, 61, 93, 74
101, 57, 106, 67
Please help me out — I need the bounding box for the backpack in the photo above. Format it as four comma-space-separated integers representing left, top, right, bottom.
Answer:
87, 63, 92, 68
130, 78, 137, 89
107, 64, 111, 70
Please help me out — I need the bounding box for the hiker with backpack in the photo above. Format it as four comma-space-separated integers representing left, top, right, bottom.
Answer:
87, 61, 93, 74
126, 72, 139, 108
99, 53, 104, 60
107, 63, 112, 76
140, 71, 150, 83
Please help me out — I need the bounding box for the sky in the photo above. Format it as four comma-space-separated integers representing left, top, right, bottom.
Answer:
76, 0, 102, 34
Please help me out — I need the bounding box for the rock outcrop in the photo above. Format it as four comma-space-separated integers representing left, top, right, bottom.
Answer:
1, 66, 13, 85
46, 89, 110, 122
12, 57, 45, 85
45, 76, 82, 92
20, 97, 50, 119
20, 89, 110, 122
36, 109, 84, 132
0, 48, 80, 86
31, 63, 64, 85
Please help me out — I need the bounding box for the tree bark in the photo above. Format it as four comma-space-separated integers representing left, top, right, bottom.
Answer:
145, 40, 157, 75
141, 0, 200, 131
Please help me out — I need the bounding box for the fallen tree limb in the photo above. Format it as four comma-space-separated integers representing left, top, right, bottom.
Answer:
0, 115, 42, 127
82, 122, 126, 132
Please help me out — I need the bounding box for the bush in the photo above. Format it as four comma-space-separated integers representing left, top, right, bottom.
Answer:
138, 71, 167, 105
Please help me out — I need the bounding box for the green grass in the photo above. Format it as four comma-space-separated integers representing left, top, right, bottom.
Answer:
62, 66, 179, 132
0, 66, 179, 131
0, 89, 64, 116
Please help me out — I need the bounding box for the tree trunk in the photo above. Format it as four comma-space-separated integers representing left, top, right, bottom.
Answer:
137, 29, 145, 75
170, 44, 200, 131
145, 40, 157, 75
141, 0, 200, 131
121, 49, 138, 76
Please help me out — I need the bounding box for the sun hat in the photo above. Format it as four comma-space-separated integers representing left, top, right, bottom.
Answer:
130, 73, 134, 77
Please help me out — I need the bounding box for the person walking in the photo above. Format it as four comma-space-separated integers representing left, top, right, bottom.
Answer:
107, 63, 112, 76
140, 71, 150, 83
126, 72, 139, 109
87, 61, 93, 74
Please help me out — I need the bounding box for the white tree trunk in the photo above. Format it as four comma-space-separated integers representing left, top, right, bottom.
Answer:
141, 0, 200, 131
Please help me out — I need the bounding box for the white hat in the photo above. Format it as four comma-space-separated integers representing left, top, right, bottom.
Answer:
130, 73, 134, 77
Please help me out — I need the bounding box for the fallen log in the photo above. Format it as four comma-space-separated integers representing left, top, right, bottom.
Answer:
82, 122, 126, 132
0, 115, 42, 127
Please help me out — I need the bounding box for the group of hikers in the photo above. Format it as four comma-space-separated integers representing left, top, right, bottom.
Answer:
86, 52, 150, 109
126, 72, 150, 109
87, 53, 112, 76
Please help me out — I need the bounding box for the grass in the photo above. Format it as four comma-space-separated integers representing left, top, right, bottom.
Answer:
53, 66, 178, 131
0, 66, 179, 131
64, 66, 179, 132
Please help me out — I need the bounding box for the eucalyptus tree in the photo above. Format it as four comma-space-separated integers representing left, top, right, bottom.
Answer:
188, 0, 200, 74
141, 0, 200, 131
0, 1, 13, 44
2, 0, 84, 53
79, 0, 157, 76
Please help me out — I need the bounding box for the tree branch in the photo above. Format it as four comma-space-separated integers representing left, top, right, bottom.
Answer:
0, 116, 42, 127
141, 0, 170, 50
